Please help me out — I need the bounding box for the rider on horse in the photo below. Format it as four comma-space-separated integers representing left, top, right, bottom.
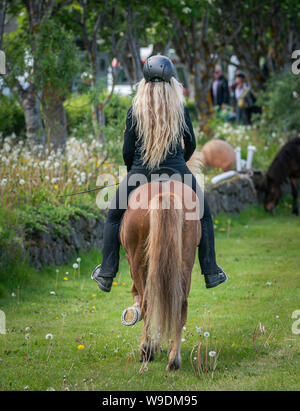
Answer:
91, 55, 228, 292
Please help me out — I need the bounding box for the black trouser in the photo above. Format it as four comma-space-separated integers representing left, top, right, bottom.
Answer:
100, 165, 219, 277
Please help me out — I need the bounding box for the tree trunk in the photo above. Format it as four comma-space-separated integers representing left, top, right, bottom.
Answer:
0, 0, 8, 49
41, 88, 67, 152
126, 6, 143, 83
19, 84, 45, 147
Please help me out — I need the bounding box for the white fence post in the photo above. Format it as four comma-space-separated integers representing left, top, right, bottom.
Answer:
0, 310, 6, 334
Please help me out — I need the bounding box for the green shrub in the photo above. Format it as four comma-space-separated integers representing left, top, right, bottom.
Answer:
64, 93, 92, 132
65, 92, 131, 140
0, 93, 25, 137
256, 71, 300, 139
185, 99, 198, 123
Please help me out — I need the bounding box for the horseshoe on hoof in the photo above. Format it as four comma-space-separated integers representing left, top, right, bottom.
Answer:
121, 306, 141, 326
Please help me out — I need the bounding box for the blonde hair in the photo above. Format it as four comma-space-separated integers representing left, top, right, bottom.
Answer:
132, 77, 188, 169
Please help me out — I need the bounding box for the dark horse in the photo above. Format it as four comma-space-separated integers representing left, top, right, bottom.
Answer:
260, 137, 300, 215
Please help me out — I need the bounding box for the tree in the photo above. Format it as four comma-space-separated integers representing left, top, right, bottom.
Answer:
3, 8, 45, 146
76, 0, 117, 145
0, 0, 8, 49
3, 1, 81, 150
219, 0, 300, 91
34, 18, 81, 151
160, 0, 228, 127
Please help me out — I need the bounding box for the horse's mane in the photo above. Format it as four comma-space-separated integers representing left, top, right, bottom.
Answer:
267, 137, 300, 186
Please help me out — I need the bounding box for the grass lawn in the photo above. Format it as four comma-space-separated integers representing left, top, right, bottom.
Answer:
0, 203, 300, 391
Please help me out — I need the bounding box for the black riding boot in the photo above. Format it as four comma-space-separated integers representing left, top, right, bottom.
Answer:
199, 199, 228, 289
91, 220, 120, 292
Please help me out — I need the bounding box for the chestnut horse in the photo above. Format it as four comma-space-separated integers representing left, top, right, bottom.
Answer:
120, 179, 201, 371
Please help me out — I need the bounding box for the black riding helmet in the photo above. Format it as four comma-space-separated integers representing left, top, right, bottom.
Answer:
143, 55, 175, 83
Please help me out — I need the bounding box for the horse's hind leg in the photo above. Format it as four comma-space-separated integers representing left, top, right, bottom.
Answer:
290, 178, 299, 216
139, 322, 156, 363
129, 282, 140, 307
121, 282, 141, 326
167, 300, 188, 371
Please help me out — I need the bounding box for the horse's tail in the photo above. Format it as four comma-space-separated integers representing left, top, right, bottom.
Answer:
144, 191, 184, 341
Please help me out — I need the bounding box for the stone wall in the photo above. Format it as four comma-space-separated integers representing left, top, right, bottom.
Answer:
25, 215, 105, 270
0, 214, 105, 271
205, 173, 258, 216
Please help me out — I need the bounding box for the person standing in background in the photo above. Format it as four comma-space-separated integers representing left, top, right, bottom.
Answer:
233, 71, 254, 125
210, 65, 230, 108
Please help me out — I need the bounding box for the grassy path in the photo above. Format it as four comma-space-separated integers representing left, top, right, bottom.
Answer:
0, 206, 300, 391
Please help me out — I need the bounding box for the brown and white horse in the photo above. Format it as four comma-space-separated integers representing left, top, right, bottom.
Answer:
120, 180, 201, 371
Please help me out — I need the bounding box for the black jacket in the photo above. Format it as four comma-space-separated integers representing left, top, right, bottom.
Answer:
210, 75, 230, 106
122, 106, 196, 172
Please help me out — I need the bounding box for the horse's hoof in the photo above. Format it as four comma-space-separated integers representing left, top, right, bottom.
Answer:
166, 359, 181, 371
121, 306, 141, 326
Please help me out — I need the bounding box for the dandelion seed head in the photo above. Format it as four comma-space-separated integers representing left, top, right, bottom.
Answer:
45, 333, 53, 340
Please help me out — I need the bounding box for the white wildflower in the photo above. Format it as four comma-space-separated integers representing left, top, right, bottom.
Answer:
3, 143, 11, 153
182, 6, 191, 13
209, 351, 216, 358
204, 332, 210, 338
45, 333, 54, 340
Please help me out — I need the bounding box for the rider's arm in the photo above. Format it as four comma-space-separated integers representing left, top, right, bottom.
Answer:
183, 107, 196, 162
123, 107, 136, 172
